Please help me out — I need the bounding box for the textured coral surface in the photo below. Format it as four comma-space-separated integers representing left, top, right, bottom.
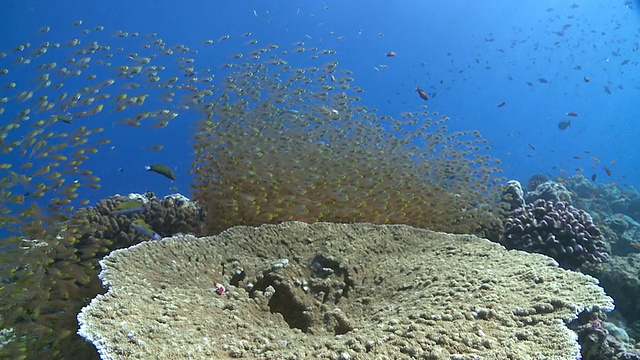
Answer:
79, 222, 613, 359
504, 199, 610, 269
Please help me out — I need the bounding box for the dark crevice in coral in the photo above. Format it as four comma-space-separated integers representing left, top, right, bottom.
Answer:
250, 274, 311, 333
330, 315, 352, 335
267, 283, 310, 332
340, 275, 355, 303
229, 271, 245, 287
308, 253, 354, 304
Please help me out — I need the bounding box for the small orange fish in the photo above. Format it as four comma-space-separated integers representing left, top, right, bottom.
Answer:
603, 166, 612, 176
631, 243, 640, 249
560, 169, 567, 175
386, 51, 397, 57
415, 86, 429, 101
591, 157, 600, 163
611, 160, 617, 166
566, 112, 578, 117
496, 101, 506, 108
576, 167, 583, 172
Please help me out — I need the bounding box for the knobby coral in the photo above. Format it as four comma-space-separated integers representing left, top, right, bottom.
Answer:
503, 198, 610, 269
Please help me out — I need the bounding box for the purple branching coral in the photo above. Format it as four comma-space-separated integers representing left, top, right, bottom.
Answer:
503, 199, 610, 269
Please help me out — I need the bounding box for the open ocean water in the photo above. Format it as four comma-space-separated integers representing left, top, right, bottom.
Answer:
2, 0, 639, 201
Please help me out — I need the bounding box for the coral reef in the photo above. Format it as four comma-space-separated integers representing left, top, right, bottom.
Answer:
74, 192, 205, 251
503, 198, 610, 269
559, 175, 640, 223
530, 175, 640, 355
78, 222, 613, 359
525, 180, 573, 204
524, 175, 640, 255
571, 312, 640, 360
529, 175, 640, 255
0, 193, 203, 359
1, 22, 510, 359
501, 179, 525, 212
602, 214, 640, 255
527, 173, 549, 191
582, 254, 640, 342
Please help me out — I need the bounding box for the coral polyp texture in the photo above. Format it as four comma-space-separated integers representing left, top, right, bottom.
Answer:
525, 180, 573, 204
78, 222, 613, 359
503, 198, 610, 269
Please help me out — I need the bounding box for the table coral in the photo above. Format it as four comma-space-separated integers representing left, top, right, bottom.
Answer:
78, 222, 613, 359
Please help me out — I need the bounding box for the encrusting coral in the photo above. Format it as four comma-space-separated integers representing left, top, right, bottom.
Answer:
78, 222, 614, 359
525, 180, 573, 204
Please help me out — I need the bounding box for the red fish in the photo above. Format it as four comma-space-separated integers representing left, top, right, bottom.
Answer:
603, 166, 612, 176
386, 51, 397, 57
415, 86, 429, 101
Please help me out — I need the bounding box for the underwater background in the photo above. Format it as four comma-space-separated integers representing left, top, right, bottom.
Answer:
2, 0, 640, 358
2, 0, 638, 203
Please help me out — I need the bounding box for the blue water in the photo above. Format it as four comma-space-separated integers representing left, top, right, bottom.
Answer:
1, 0, 639, 226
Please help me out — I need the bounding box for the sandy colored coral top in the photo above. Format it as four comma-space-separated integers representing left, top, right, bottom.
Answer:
78, 222, 613, 359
